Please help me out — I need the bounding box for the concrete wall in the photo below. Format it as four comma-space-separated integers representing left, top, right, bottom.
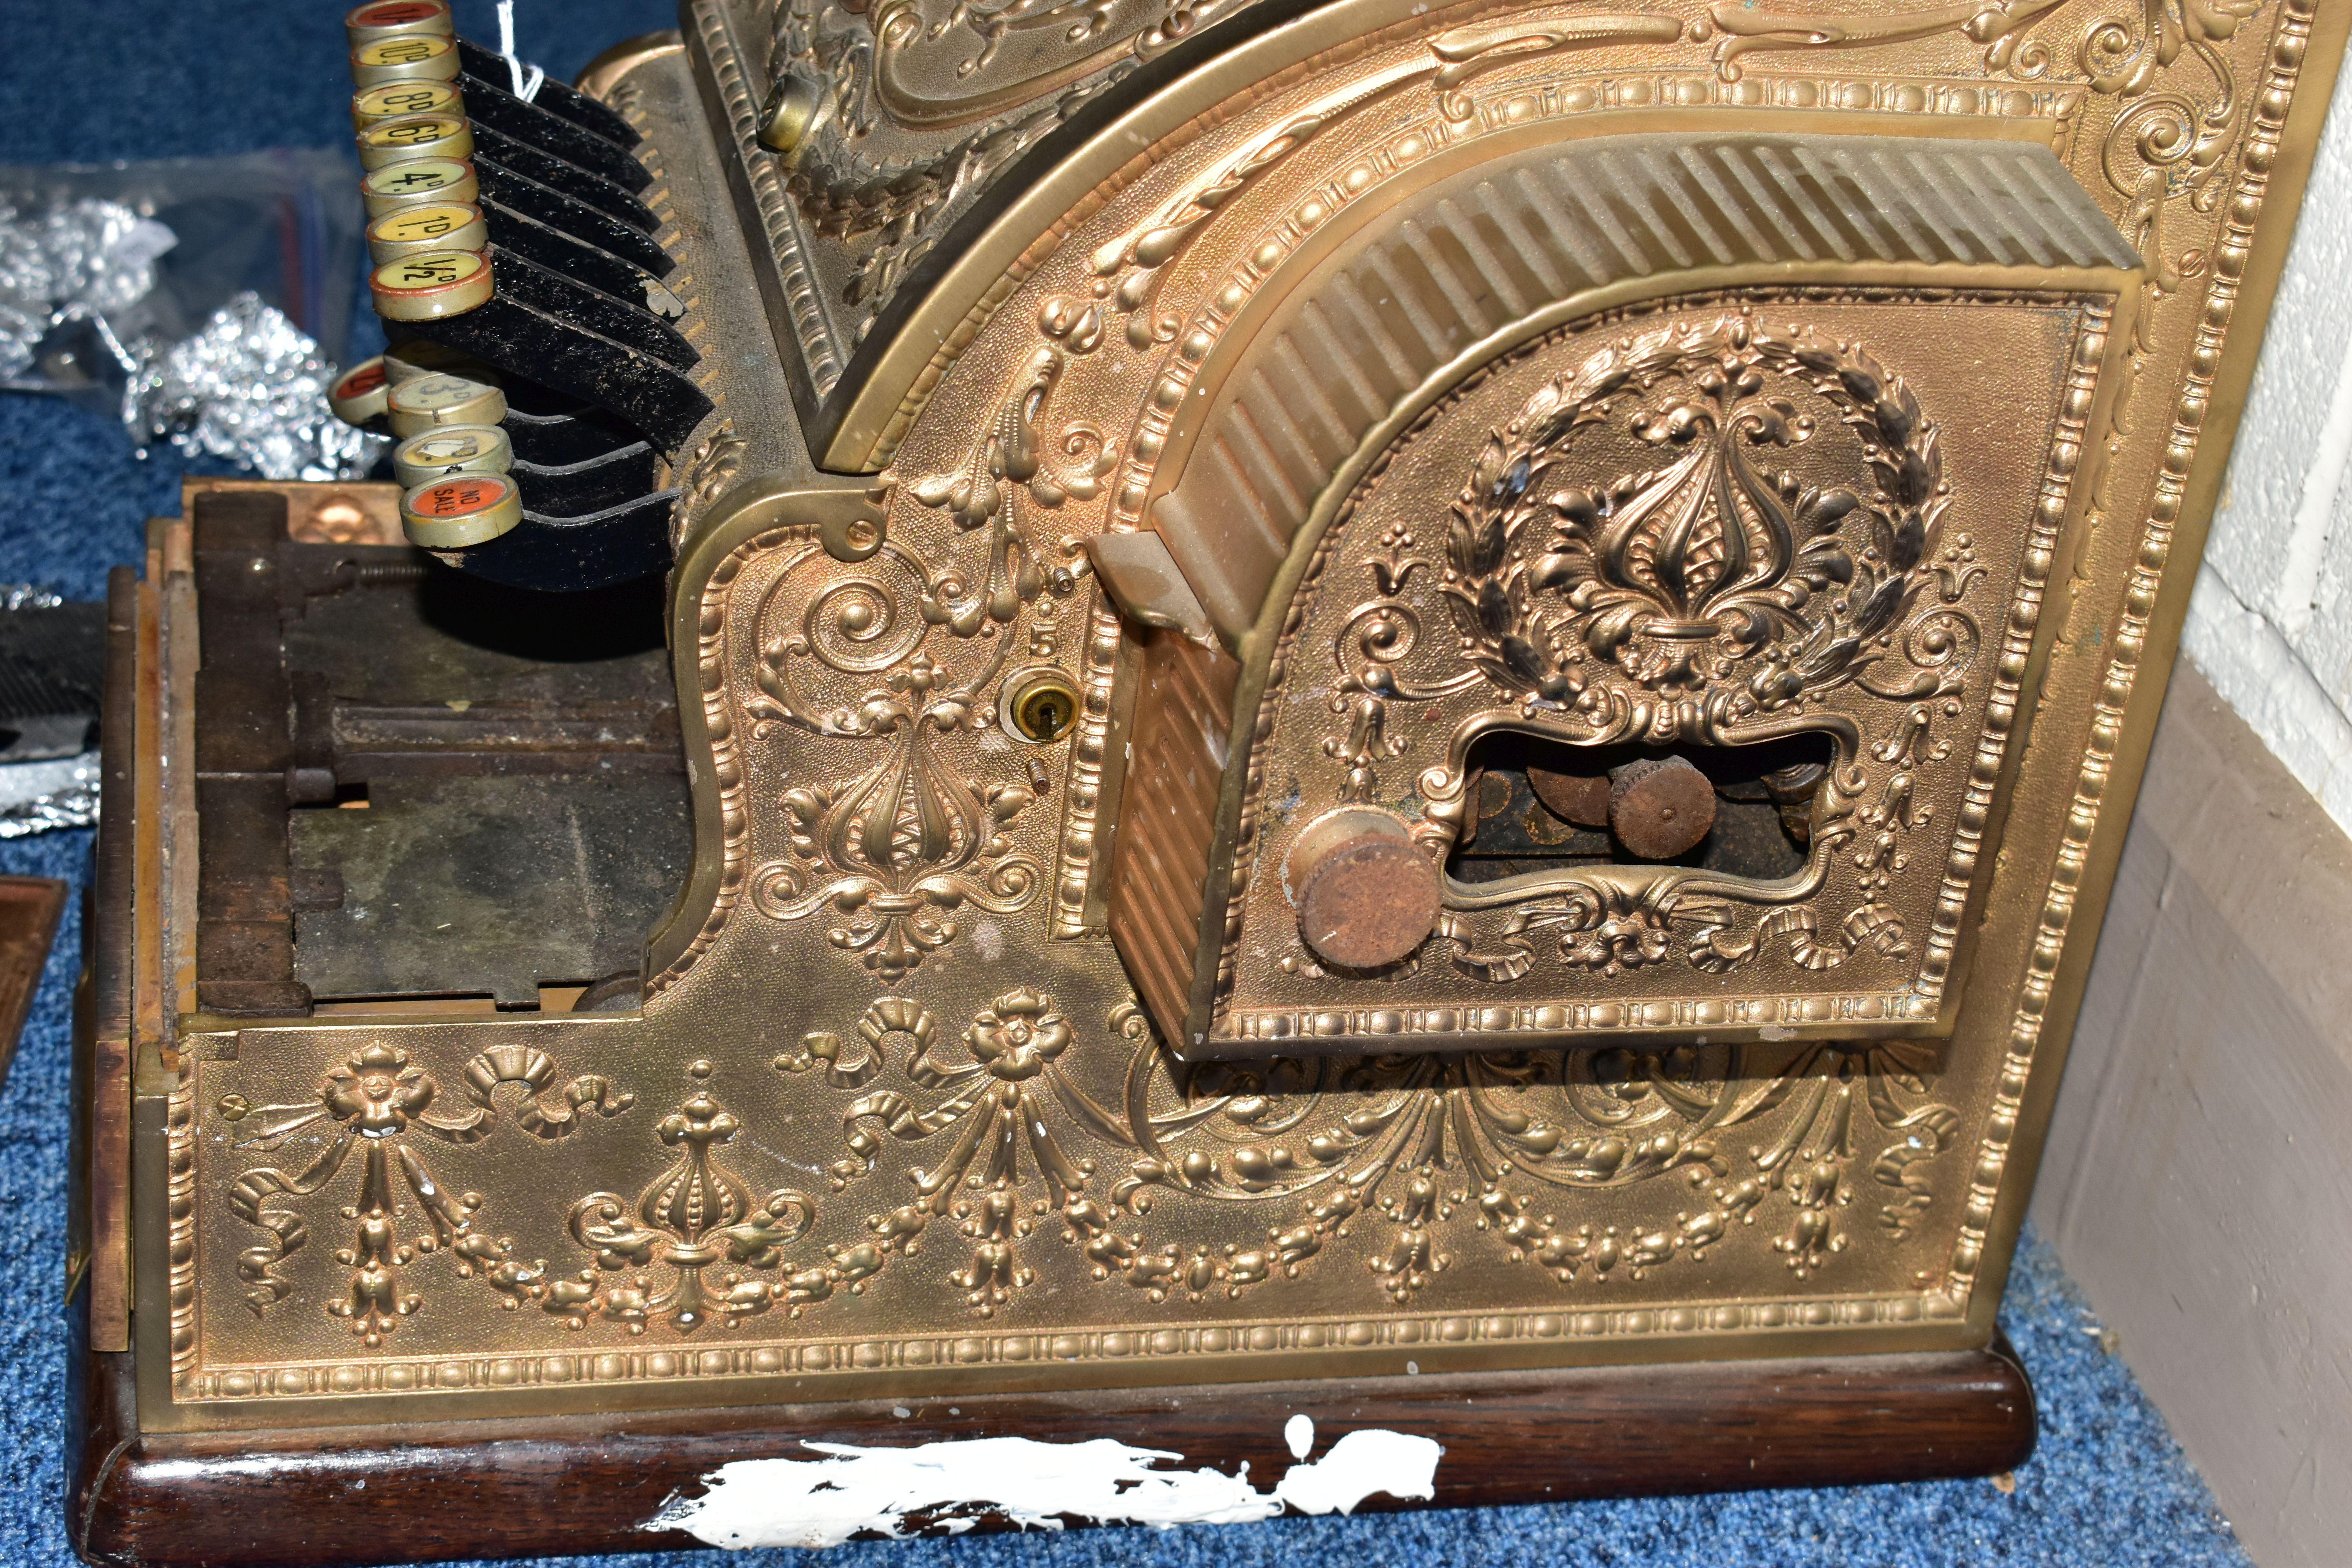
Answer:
2031, 662, 2352, 1568
2187, 49, 2352, 831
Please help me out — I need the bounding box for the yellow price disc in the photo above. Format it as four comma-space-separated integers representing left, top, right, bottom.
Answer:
367, 202, 487, 265
361, 157, 477, 218
351, 33, 459, 87
402, 473, 524, 549
357, 113, 473, 170
351, 80, 459, 132
370, 249, 494, 321
345, 0, 452, 49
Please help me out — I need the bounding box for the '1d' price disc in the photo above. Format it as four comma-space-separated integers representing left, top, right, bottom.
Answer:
402, 472, 524, 548
367, 201, 486, 264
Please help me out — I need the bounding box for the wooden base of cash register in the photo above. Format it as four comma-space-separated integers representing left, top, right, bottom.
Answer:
69, 1289, 2035, 1566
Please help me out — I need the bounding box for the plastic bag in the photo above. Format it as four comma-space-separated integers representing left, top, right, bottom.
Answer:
0, 151, 386, 480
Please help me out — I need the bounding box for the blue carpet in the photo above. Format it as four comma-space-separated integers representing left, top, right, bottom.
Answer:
0, 2, 2256, 1564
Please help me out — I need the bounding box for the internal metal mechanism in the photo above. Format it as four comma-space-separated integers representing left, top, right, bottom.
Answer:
187, 487, 689, 1016
1448, 734, 1829, 885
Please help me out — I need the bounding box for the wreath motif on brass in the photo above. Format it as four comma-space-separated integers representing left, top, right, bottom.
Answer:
1333, 312, 1989, 980
1439, 314, 1967, 729
777, 996, 1960, 1312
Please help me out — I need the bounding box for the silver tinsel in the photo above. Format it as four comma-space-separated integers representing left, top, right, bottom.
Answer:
0, 196, 174, 381
0, 751, 99, 838
127, 291, 388, 481
0, 584, 93, 836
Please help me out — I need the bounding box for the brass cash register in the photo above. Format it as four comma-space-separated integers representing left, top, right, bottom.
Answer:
68, 0, 2350, 1559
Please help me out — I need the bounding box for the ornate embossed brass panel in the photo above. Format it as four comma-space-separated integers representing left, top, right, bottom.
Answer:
98, 0, 2351, 1451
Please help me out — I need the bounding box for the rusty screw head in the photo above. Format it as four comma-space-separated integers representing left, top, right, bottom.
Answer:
1285, 808, 1443, 970
1608, 756, 1717, 860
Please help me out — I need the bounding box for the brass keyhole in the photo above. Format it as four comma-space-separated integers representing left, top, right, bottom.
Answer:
1002, 667, 1081, 744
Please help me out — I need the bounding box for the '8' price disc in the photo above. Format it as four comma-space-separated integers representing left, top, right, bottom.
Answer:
351, 80, 459, 130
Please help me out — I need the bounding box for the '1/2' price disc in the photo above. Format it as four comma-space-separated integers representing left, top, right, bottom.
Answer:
402, 473, 524, 548
370, 249, 494, 321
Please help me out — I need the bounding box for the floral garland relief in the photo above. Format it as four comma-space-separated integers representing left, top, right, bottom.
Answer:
773, 992, 1962, 1314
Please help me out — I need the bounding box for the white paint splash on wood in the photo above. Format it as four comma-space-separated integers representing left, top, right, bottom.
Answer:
646, 1419, 1443, 1550
1272, 1428, 1440, 1515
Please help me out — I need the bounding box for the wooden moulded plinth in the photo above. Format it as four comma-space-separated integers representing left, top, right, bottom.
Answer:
69, 1292, 2036, 1567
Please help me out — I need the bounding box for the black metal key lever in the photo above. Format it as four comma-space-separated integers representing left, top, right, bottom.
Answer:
455, 38, 641, 148
470, 121, 659, 232
474, 157, 671, 276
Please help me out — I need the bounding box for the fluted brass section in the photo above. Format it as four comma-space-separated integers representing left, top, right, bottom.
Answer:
1149, 132, 2137, 645
1106, 629, 1241, 1047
